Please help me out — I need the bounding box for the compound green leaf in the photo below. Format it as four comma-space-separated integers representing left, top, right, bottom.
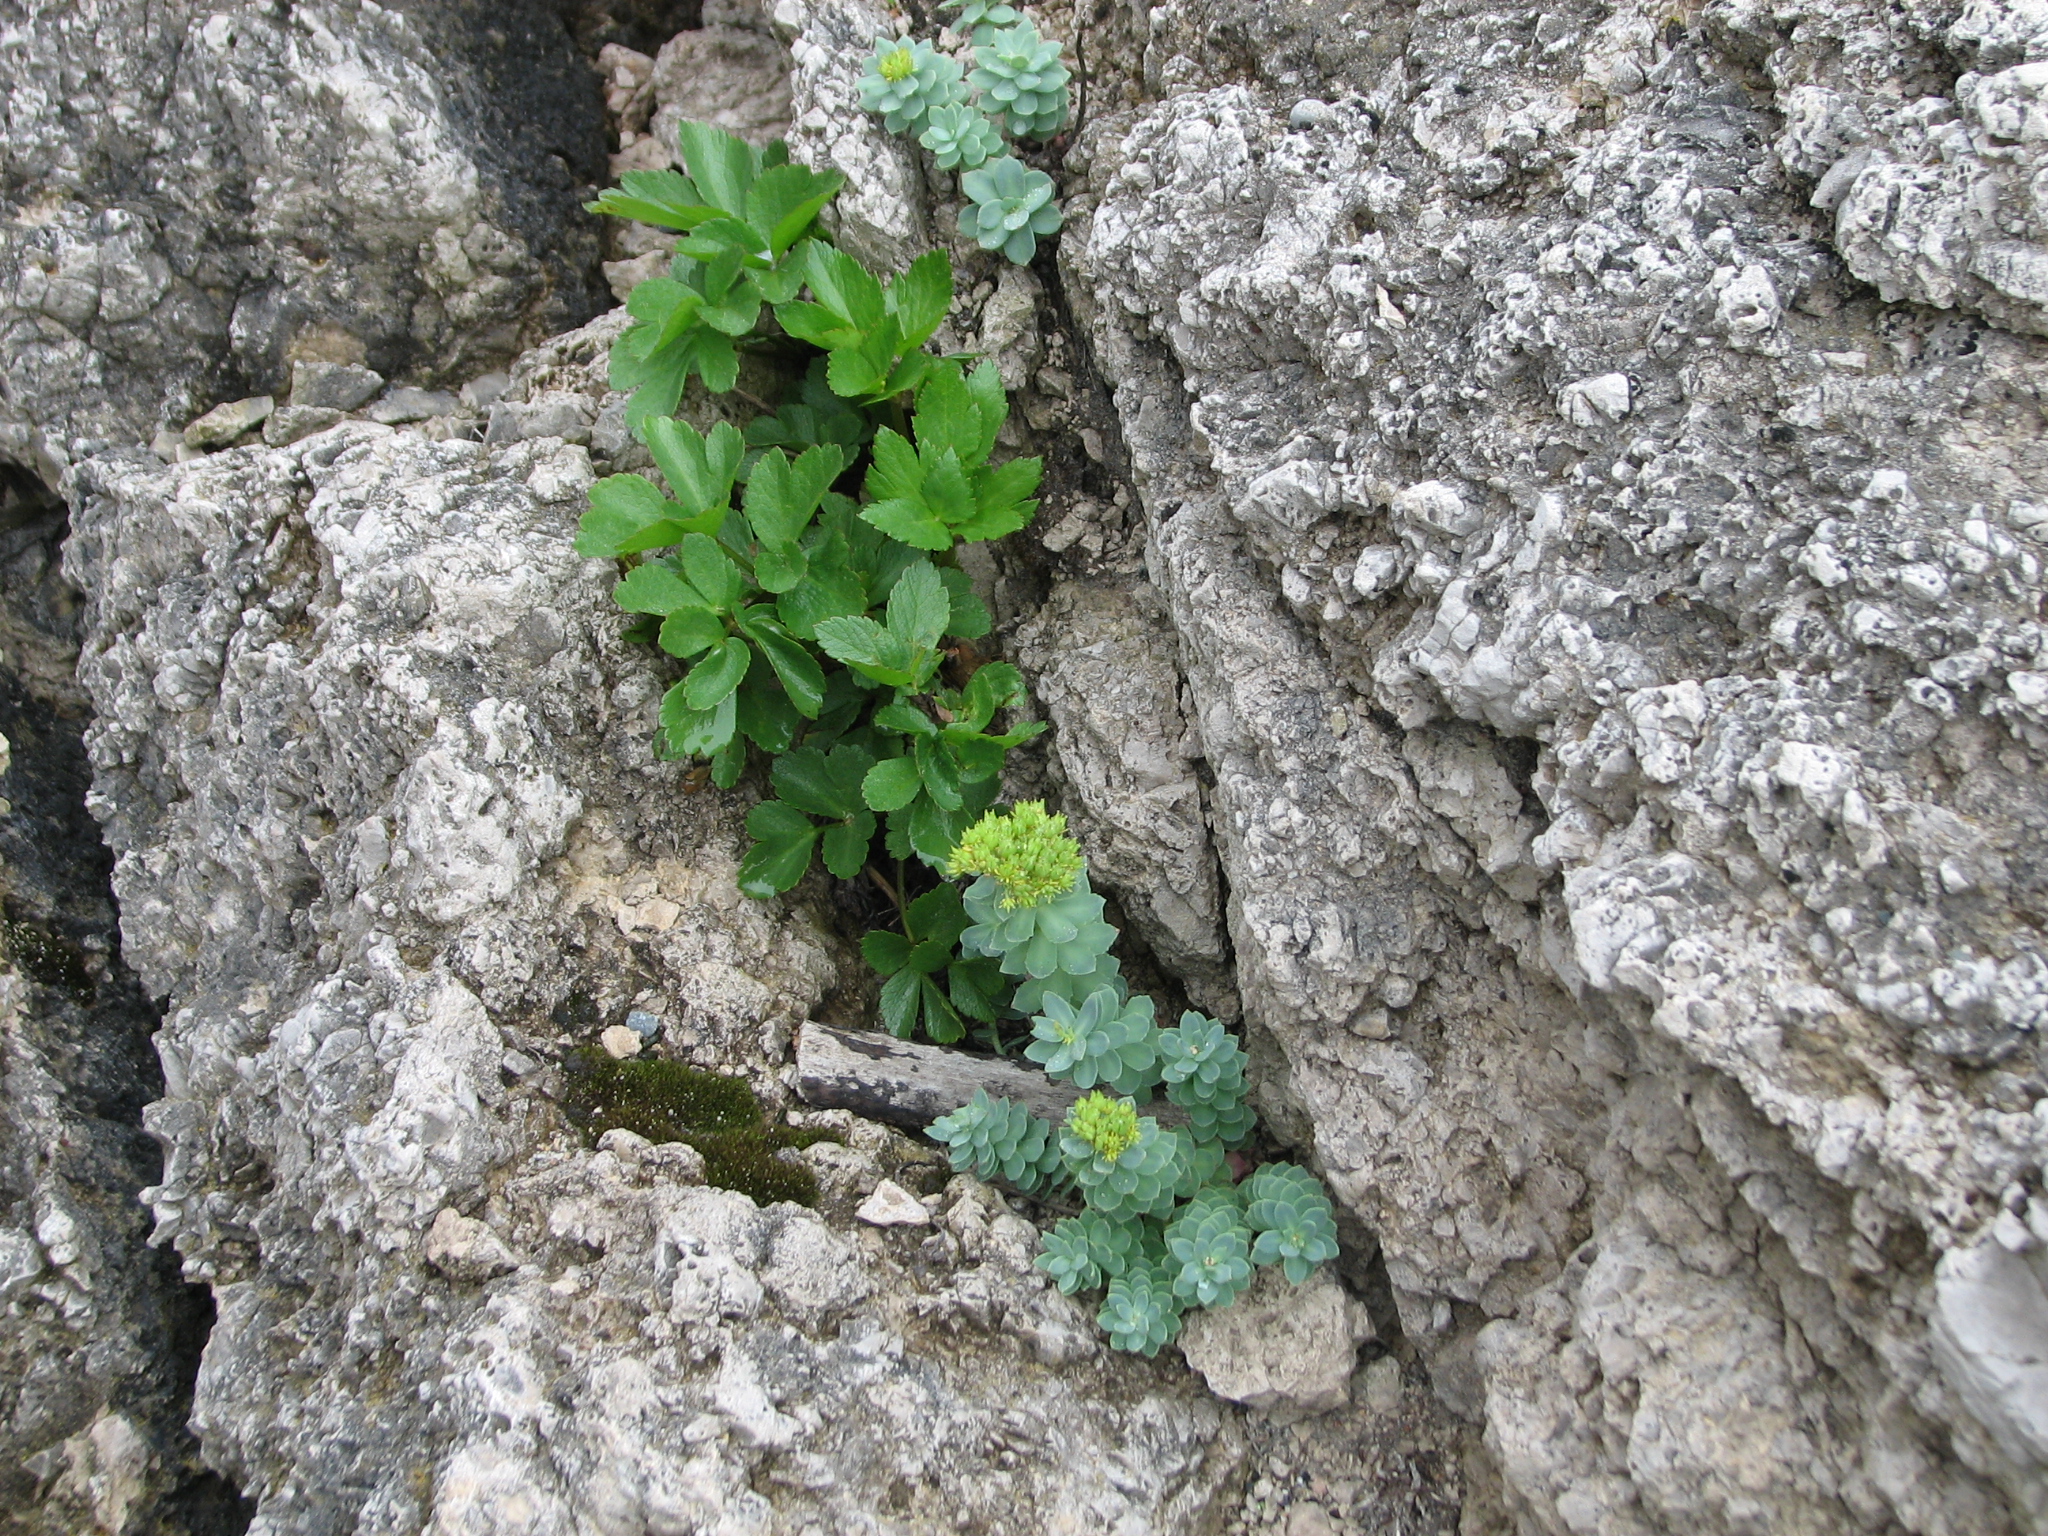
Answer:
587, 168, 722, 231
753, 539, 807, 593
813, 616, 919, 688
888, 250, 954, 348
938, 569, 992, 639
613, 562, 703, 616
680, 532, 744, 612
658, 606, 726, 658
742, 619, 826, 717
578, 474, 689, 558
859, 498, 952, 552
644, 418, 745, 515
861, 929, 915, 975
746, 162, 846, 256
661, 684, 738, 758
685, 637, 752, 710
677, 122, 757, 219
820, 812, 877, 878
886, 561, 951, 652
878, 967, 921, 1038
735, 678, 800, 752
861, 755, 923, 812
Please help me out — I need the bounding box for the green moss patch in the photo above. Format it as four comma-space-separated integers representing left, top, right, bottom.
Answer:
561, 1049, 833, 1207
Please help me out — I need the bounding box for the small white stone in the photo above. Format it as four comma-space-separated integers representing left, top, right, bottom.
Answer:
600, 1024, 643, 1059
1558, 373, 1632, 426
856, 1179, 931, 1227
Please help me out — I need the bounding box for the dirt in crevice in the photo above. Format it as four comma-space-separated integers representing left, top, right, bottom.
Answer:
0, 465, 251, 1536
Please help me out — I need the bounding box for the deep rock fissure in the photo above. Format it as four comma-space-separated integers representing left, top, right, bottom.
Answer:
0, 462, 251, 1534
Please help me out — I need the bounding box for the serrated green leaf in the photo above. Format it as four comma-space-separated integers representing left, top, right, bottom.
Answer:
738, 830, 817, 898
746, 798, 814, 844
963, 360, 1007, 465
676, 122, 757, 219
878, 967, 921, 1038
825, 331, 898, 399
775, 561, 869, 641
662, 684, 738, 757
944, 728, 1008, 782
938, 569, 992, 640
814, 616, 919, 688
949, 955, 1004, 1022
710, 732, 746, 789
741, 620, 826, 717
658, 606, 726, 658
884, 350, 939, 399
685, 637, 752, 709
587, 168, 721, 230
746, 162, 846, 256
646, 418, 744, 516
614, 563, 703, 615
921, 450, 977, 527
865, 428, 924, 503
681, 532, 744, 612
735, 677, 800, 752
887, 561, 951, 651
919, 976, 966, 1043
579, 474, 689, 558
912, 365, 982, 465
803, 243, 887, 331
915, 732, 964, 811
908, 936, 954, 974
905, 883, 967, 941
771, 742, 875, 820
753, 540, 807, 593
862, 929, 915, 975
872, 699, 939, 737
888, 250, 954, 348
744, 444, 841, 547
821, 813, 877, 878
862, 755, 923, 811
859, 498, 953, 552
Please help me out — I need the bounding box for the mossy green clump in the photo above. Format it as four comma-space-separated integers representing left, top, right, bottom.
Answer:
562, 1049, 831, 1207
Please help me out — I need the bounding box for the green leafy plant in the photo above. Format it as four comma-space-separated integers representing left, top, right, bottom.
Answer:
968, 21, 1071, 140
919, 102, 1006, 170
861, 883, 1008, 1044
858, 38, 967, 135
589, 125, 844, 427
959, 157, 1063, 265
919, 804, 1342, 1353
584, 119, 1053, 1041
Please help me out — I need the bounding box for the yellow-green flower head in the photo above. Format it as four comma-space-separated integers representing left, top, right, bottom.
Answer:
878, 44, 916, 81
1066, 1091, 1139, 1161
948, 801, 1084, 908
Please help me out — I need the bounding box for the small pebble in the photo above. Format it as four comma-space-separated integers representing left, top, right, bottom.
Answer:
624, 1008, 662, 1038
599, 1024, 643, 1059
183, 395, 273, 448
857, 1179, 932, 1227
367, 386, 459, 424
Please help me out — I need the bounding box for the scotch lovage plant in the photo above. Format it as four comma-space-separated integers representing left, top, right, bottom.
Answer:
929, 804, 1342, 1355
580, 121, 1053, 1001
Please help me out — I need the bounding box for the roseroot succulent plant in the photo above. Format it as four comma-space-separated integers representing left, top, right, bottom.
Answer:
858, 37, 966, 135
1244, 1161, 1341, 1282
1025, 986, 1160, 1097
1060, 1093, 1188, 1220
928, 1088, 1063, 1191
918, 102, 1006, 171
958, 156, 1063, 265
1099, 1262, 1182, 1356
948, 800, 1084, 907
941, 0, 1022, 44
1164, 1189, 1254, 1308
1157, 1010, 1257, 1148
1036, 1208, 1144, 1294
968, 21, 1071, 140
961, 871, 1115, 980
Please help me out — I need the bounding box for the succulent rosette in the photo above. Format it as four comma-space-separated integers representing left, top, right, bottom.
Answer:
957, 156, 1062, 265
968, 21, 1071, 139
919, 102, 1006, 170
858, 37, 967, 135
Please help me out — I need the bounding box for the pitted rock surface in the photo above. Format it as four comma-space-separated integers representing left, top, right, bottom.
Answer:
60, 383, 1245, 1532
0, 0, 610, 481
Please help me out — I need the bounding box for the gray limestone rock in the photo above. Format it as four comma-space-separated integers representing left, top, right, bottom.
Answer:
1177, 1266, 1375, 1422
0, 0, 610, 482
289, 361, 386, 413
56, 336, 1248, 1531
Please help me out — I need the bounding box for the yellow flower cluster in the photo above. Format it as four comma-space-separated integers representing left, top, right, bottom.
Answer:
1066, 1092, 1139, 1161
946, 800, 1083, 908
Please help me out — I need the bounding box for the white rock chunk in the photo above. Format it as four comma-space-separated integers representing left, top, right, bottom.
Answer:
1177, 1266, 1374, 1421
855, 1179, 930, 1227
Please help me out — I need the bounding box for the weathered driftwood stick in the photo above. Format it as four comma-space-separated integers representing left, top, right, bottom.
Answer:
795, 1022, 1187, 1131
